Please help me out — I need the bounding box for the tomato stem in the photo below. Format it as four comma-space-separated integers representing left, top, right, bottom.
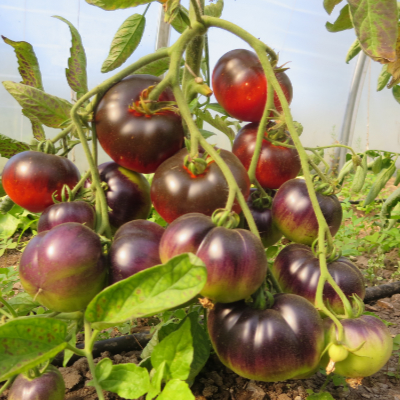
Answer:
0, 378, 13, 396
0, 296, 17, 319
50, 124, 73, 144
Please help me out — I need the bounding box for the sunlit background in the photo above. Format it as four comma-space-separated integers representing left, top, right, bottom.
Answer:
1, 0, 399, 171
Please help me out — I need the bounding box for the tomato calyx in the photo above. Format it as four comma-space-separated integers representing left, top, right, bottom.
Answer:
37, 140, 56, 155
249, 283, 274, 311
211, 208, 240, 229
250, 189, 273, 210
183, 149, 217, 177
128, 85, 180, 117
51, 184, 76, 204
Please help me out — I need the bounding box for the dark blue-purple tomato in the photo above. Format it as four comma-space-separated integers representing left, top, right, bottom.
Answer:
38, 201, 95, 232
98, 162, 151, 229
159, 213, 215, 264
110, 220, 165, 284
19, 222, 107, 312
272, 179, 342, 245
208, 293, 324, 382
272, 244, 365, 314
246, 192, 282, 248
321, 315, 393, 377
8, 366, 65, 400
159, 213, 267, 303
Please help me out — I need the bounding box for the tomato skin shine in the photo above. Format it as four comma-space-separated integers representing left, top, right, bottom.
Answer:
94, 74, 184, 173
151, 148, 250, 223
212, 49, 293, 122
232, 123, 301, 189
2, 151, 80, 213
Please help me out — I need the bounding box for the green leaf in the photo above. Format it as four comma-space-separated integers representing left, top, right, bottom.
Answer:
196, 109, 235, 144
0, 133, 30, 158
377, 64, 391, 91
1, 36, 43, 90
7, 293, 40, 317
363, 161, 396, 206
324, 0, 343, 14
157, 379, 195, 400
345, 39, 362, 63
0, 318, 68, 381
164, 0, 181, 24
93, 362, 150, 398
348, 0, 398, 63
135, 56, 170, 76
63, 321, 78, 367
95, 357, 113, 381
204, 0, 223, 17
326, 5, 352, 32
53, 17, 88, 99
395, 169, 400, 186
146, 361, 165, 400
306, 392, 335, 400
85, 253, 207, 329
171, 6, 191, 33
392, 85, 400, 104
151, 317, 193, 380
23, 111, 46, 141
206, 103, 230, 116
265, 246, 279, 259
101, 14, 146, 73
199, 129, 216, 139
85, 0, 156, 10
2, 81, 72, 129
0, 213, 20, 240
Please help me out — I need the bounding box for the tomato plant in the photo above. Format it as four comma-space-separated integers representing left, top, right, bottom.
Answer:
160, 213, 267, 303
208, 294, 324, 382
8, 366, 65, 400
110, 220, 164, 284
19, 222, 107, 312
212, 49, 293, 122
2, 151, 80, 213
98, 161, 152, 229
232, 122, 301, 189
272, 243, 365, 314
151, 148, 250, 223
38, 201, 96, 232
272, 179, 343, 245
94, 74, 184, 174
321, 315, 393, 377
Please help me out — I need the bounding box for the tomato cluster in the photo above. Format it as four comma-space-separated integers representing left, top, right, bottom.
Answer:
2, 61, 392, 386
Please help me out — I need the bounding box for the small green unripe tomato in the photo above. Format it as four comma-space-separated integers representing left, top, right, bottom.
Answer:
328, 343, 349, 363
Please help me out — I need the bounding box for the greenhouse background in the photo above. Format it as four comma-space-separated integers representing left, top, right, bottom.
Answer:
0, 0, 399, 172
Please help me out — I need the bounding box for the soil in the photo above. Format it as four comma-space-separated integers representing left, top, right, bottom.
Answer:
0, 203, 400, 400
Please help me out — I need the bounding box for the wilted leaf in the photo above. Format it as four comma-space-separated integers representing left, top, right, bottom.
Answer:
387, 26, 400, 87
85, 0, 156, 10
345, 39, 362, 63
348, 0, 398, 63
326, 5, 352, 32
1, 36, 43, 90
164, 0, 181, 24
3, 81, 72, 128
0, 133, 30, 158
204, 0, 223, 17
53, 16, 88, 99
0, 318, 67, 381
324, 0, 343, 14
102, 14, 146, 73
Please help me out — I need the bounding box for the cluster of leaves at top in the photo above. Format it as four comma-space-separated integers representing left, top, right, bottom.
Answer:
1, 1, 400, 400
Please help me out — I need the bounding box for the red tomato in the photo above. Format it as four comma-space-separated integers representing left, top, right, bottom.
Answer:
212, 49, 293, 122
232, 122, 301, 189
2, 151, 80, 213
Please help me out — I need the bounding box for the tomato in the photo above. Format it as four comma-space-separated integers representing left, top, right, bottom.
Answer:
38, 201, 96, 232
321, 315, 393, 377
212, 49, 293, 122
232, 122, 301, 189
99, 162, 151, 229
9, 366, 65, 400
94, 74, 185, 173
208, 294, 324, 382
245, 189, 282, 247
272, 179, 342, 245
110, 220, 165, 284
19, 222, 107, 312
2, 151, 80, 213
159, 213, 267, 303
272, 244, 365, 314
151, 148, 250, 223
